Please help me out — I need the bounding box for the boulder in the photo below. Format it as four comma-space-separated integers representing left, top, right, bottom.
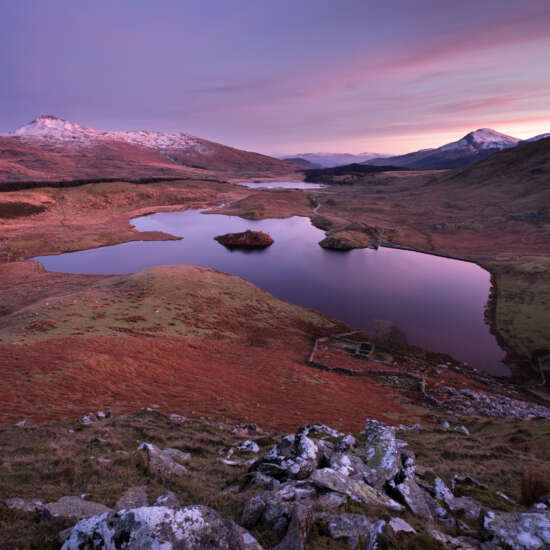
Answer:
434, 477, 483, 520
61, 505, 263, 549
483, 511, 550, 550
45, 496, 112, 520
309, 468, 403, 511
388, 517, 416, 534
78, 410, 111, 424
315, 512, 371, 549
138, 442, 189, 477
363, 419, 400, 489
115, 486, 148, 511
239, 440, 260, 453
214, 230, 274, 248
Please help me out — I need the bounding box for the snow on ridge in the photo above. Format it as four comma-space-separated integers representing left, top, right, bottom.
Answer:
439, 128, 520, 152
12, 115, 204, 153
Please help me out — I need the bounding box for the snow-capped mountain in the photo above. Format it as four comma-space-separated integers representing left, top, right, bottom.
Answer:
1, 115, 296, 183
439, 128, 520, 152
282, 151, 390, 168
367, 128, 523, 170
13, 115, 205, 153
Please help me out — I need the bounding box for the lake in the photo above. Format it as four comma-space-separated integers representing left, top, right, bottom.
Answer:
32, 209, 508, 375
236, 181, 326, 189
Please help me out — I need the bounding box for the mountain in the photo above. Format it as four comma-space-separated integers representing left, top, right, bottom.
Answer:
524, 133, 550, 143
0, 115, 296, 184
283, 152, 390, 168
366, 128, 521, 170
282, 157, 322, 169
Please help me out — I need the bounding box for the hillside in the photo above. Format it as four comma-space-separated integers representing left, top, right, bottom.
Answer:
0, 116, 297, 185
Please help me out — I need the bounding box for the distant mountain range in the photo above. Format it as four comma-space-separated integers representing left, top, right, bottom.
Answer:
280, 152, 391, 168
0, 115, 295, 184
365, 128, 549, 170
285, 129, 549, 171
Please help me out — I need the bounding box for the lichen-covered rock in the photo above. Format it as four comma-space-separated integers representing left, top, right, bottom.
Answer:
45, 496, 112, 519
61, 505, 263, 550
434, 477, 483, 520
483, 511, 550, 550
138, 442, 189, 477
363, 419, 400, 489
309, 468, 403, 511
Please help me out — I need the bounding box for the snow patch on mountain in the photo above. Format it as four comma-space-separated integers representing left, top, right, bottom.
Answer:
12, 115, 205, 154
439, 128, 520, 152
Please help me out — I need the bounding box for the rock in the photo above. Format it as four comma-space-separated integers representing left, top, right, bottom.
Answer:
61, 505, 263, 549
246, 471, 281, 491
242, 495, 267, 528
483, 511, 550, 550
78, 410, 111, 424
363, 419, 400, 489
388, 517, 416, 534
317, 492, 347, 510
138, 442, 189, 477
12, 418, 30, 428
5, 497, 44, 513
239, 440, 260, 453
309, 468, 403, 511
429, 529, 479, 550
434, 477, 483, 520
45, 496, 112, 520
115, 486, 148, 510
455, 425, 470, 435
153, 492, 181, 508
315, 512, 371, 549
163, 448, 191, 463
276, 503, 313, 550
365, 520, 387, 550
169, 413, 188, 423
318, 230, 375, 251
215, 230, 274, 248
439, 420, 451, 431
451, 474, 488, 491
253, 428, 320, 480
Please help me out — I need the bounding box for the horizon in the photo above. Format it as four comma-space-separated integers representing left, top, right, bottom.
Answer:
1, 1, 550, 155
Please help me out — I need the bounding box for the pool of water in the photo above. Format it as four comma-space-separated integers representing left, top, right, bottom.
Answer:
236, 181, 326, 189
32, 209, 508, 375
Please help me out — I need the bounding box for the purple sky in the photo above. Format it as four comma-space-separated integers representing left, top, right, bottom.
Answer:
1, 0, 549, 154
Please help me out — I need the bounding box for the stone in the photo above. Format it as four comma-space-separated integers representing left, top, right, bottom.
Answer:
388, 517, 416, 534
317, 492, 347, 510
455, 425, 470, 435
138, 442, 189, 477
434, 477, 483, 520
45, 496, 112, 520
169, 413, 188, 423
363, 419, 400, 489
451, 474, 488, 491
115, 486, 149, 511
315, 512, 371, 549
163, 448, 191, 463
309, 468, 403, 511
12, 418, 30, 428
365, 520, 387, 550
61, 505, 263, 550
276, 503, 313, 550
429, 529, 479, 550
246, 471, 281, 491
153, 492, 181, 508
242, 495, 267, 528
5, 497, 44, 513
78, 410, 111, 424
239, 440, 260, 453
439, 420, 451, 431
483, 511, 550, 550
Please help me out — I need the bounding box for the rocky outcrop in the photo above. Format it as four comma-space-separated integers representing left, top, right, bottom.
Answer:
318, 230, 376, 250
61, 505, 263, 550
214, 230, 274, 248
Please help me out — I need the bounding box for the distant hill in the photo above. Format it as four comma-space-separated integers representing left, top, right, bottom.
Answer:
366, 128, 522, 170
283, 151, 390, 168
282, 157, 322, 169
0, 115, 296, 185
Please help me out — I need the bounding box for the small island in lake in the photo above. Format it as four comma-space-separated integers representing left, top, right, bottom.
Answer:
214, 229, 274, 248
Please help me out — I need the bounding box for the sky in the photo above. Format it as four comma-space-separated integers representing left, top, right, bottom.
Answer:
1, 0, 549, 155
